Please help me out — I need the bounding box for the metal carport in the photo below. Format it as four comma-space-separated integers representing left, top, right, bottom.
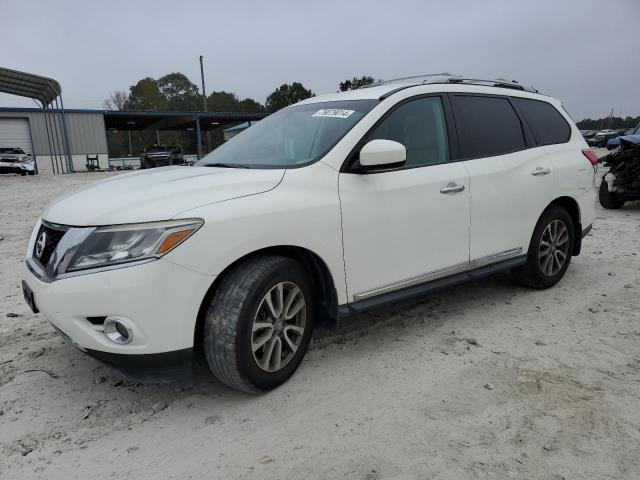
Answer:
103, 110, 268, 159
0, 67, 73, 174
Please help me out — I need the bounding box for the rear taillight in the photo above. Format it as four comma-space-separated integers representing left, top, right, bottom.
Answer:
582, 149, 599, 172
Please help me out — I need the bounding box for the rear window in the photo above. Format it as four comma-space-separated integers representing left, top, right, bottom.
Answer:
512, 98, 571, 145
450, 95, 525, 159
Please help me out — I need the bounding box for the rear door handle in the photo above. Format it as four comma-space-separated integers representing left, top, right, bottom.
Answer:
440, 182, 465, 194
531, 167, 551, 176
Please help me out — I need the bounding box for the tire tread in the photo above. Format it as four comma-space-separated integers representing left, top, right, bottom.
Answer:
204, 255, 297, 393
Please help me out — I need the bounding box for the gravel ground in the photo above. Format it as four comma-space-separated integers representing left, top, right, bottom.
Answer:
1, 159, 639, 479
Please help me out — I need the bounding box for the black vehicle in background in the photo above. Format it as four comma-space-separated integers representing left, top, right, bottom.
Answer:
139, 145, 184, 169
580, 129, 597, 141
599, 132, 640, 209
587, 130, 620, 148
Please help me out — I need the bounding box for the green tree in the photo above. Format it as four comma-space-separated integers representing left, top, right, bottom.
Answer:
207, 91, 241, 112
158, 72, 200, 111
125, 77, 166, 111
265, 82, 314, 112
239, 98, 266, 113
576, 115, 640, 130
339, 75, 375, 91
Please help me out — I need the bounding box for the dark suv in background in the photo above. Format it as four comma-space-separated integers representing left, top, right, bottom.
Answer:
140, 145, 184, 169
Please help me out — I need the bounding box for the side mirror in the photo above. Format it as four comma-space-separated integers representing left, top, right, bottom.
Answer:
358, 139, 406, 169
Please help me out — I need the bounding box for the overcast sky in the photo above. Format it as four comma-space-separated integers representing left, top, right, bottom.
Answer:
1, 0, 639, 120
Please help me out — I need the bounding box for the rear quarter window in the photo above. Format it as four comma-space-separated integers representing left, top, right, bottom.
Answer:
450, 95, 526, 159
512, 98, 571, 145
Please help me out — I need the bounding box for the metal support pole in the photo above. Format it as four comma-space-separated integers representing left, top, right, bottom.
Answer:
128, 130, 132, 157
58, 95, 74, 172
196, 116, 202, 159
48, 104, 65, 174
40, 103, 58, 174
153, 102, 160, 145
51, 99, 67, 173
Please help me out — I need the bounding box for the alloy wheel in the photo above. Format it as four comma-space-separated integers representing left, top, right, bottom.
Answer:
251, 282, 307, 372
538, 219, 570, 276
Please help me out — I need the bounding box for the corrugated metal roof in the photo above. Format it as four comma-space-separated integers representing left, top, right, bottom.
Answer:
0, 67, 61, 105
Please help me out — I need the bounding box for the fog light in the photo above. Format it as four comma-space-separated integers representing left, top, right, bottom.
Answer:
103, 317, 133, 345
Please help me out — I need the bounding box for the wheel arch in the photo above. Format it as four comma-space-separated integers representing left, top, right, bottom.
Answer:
193, 245, 339, 350
549, 196, 582, 255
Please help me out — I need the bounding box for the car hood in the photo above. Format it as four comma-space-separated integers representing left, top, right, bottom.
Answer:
43, 166, 285, 226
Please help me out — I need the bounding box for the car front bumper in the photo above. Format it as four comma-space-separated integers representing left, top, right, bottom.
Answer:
0, 165, 32, 174
21, 257, 215, 374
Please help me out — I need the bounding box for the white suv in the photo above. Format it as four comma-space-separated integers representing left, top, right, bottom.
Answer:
22, 75, 597, 393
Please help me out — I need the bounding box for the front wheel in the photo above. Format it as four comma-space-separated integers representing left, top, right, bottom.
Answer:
203, 255, 314, 393
511, 206, 574, 289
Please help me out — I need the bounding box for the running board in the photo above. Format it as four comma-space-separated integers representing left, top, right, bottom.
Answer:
338, 255, 527, 316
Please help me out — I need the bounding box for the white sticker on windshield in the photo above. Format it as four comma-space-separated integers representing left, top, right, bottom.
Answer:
312, 109, 355, 119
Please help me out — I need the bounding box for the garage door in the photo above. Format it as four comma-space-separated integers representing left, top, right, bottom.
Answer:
0, 118, 32, 154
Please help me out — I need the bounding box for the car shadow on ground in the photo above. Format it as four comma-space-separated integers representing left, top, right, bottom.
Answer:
88, 270, 520, 397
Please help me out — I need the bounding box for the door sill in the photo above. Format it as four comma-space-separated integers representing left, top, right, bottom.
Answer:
339, 255, 527, 315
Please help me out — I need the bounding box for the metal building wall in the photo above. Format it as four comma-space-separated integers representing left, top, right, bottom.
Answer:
0, 110, 107, 155
0, 109, 108, 174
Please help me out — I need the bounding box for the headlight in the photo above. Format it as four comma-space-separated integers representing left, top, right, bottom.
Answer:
65, 219, 203, 272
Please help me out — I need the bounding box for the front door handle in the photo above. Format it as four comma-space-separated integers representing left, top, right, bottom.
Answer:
440, 182, 465, 194
531, 167, 551, 176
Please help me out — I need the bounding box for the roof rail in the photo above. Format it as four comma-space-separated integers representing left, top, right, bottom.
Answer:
366, 73, 539, 94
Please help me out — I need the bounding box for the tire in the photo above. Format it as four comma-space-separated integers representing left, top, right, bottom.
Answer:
203, 255, 315, 393
511, 206, 574, 289
599, 178, 625, 209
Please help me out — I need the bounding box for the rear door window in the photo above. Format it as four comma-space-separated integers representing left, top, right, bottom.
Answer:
450, 95, 525, 159
512, 98, 571, 145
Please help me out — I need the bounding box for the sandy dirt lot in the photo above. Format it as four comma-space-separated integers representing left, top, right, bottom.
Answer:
1, 160, 639, 479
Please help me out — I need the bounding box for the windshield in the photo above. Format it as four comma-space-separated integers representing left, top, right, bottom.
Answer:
0, 147, 25, 154
198, 100, 378, 168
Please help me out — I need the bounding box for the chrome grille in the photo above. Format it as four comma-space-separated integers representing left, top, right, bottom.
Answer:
33, 223, 67, 267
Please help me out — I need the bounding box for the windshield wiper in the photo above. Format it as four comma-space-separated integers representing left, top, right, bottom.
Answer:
203, 162, 251, 169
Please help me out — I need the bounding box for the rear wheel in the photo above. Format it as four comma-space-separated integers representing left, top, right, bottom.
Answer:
599, 178, 625, 209
203, 255, 314, 393
511, 206, 574, 289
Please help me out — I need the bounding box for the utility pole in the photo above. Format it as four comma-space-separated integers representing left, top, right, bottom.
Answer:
608, 108, 614, 130
199, 55, 208, 155
200, 55, 207, 112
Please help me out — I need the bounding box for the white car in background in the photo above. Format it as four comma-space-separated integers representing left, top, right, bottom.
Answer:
21, 74, 596, 393
0, 147, 35, 175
